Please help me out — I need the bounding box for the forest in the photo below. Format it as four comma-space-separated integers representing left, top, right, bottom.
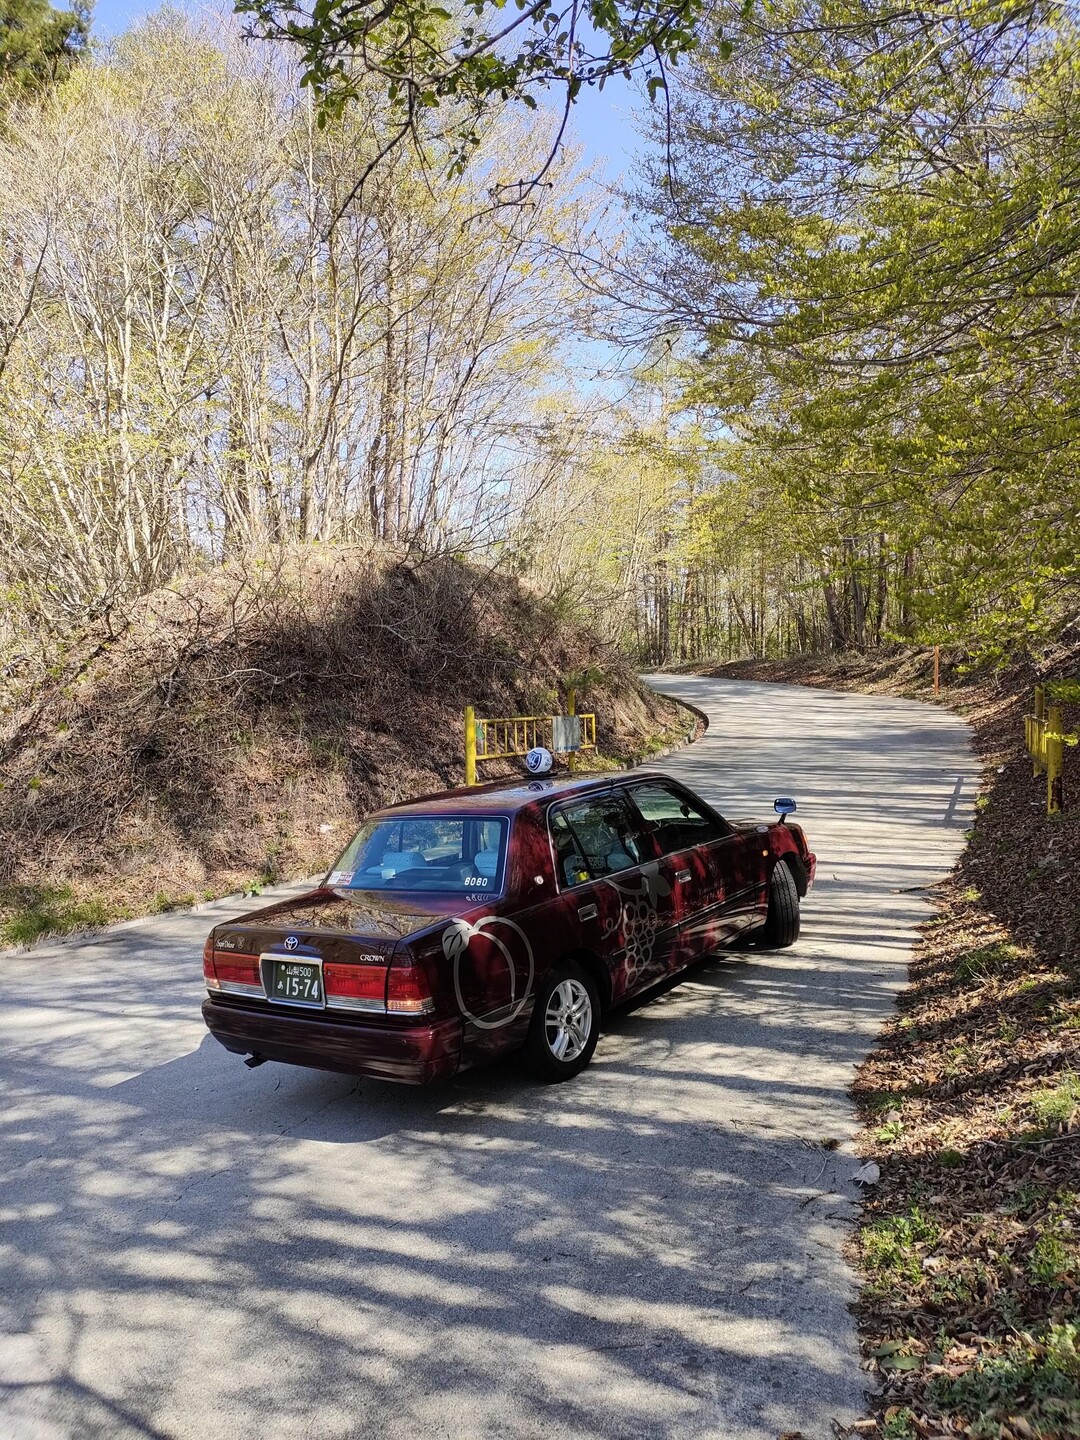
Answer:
2, 0, 1078, 675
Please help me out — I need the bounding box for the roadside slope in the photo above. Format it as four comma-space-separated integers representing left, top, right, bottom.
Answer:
0, 546, 681, 945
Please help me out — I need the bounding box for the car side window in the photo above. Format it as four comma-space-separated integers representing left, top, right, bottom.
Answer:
550, 811, 592, 888
629, 783, 728, 855
550, 794, 649, 888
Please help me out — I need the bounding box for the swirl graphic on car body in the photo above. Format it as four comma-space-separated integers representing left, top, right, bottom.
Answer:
442, 916, 536, 1029
601, 861, 671, 988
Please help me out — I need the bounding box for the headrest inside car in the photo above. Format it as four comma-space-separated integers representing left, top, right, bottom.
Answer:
381, 850, 426, 876
473, 850, 499, 877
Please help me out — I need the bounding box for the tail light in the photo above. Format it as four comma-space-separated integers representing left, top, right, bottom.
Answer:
203, 939, 261, 993
215, 957, 262, 986
386, 954, 435, 1016
324, 963, 386, 1012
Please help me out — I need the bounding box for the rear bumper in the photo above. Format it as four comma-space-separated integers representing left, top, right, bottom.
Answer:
202, 997, 463, 1085
806, 852, 817, 890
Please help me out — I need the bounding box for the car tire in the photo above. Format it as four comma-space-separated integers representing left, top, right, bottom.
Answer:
525, 960, 601, 1082
759, 862, 800, 948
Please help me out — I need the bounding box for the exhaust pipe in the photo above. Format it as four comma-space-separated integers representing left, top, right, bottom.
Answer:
244, 1053, 267, 1068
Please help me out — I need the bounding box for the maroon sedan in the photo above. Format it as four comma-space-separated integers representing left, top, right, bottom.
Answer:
201, 773, 816, 1085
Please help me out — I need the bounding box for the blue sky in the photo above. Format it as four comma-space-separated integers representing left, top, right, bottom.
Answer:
87, 0, 648, 188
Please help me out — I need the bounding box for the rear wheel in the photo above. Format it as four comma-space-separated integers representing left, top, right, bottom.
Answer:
525, 960, 600, 1082
759, 862, 800, 948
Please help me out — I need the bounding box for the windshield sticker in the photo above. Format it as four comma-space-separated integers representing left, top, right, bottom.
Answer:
328, 870, 353, 886
442, 916, 535, 1030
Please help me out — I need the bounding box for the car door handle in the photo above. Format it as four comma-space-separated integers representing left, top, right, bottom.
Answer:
578, 904, 598, 921
675, 869, 691, 884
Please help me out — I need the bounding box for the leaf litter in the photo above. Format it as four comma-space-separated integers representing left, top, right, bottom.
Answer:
707, 647, 1080, 1440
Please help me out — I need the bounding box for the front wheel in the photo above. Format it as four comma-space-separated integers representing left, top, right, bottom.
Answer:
524, 960, 600, 1082
758, 862, 801, 948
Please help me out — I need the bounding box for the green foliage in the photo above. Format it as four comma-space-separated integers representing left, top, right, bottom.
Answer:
233, 0, 706, 167
881, 1406, 917, 1439
0, 0, 86, 96
150, 890, 197, 914
930, 1324, 1080, 1438
642, 0, 1080, 660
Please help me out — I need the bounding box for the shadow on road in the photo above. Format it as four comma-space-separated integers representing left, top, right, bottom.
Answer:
0, 676, 979, 1440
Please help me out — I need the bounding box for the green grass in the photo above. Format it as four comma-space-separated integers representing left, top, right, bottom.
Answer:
150, 890, 197, 915
1003, 1181, 1050, 1216
1030, 1074, 1080, 1129
1029, 1227, 1077, 1286
955, 941, 1027, 983
0, 884, 119, 947
863, 1088, 911, 1114
930, 1324, 1080, 1439
862, 1207, 941, 1287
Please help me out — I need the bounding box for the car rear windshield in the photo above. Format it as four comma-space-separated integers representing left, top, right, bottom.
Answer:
325, 815, 509, 896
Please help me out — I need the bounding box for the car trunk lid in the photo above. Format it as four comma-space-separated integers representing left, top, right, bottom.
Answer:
204, 888, 449, 1018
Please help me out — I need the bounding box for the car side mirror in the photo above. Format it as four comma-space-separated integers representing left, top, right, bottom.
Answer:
773, 797, 797, 825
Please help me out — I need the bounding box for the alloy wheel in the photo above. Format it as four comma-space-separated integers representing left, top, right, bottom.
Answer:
544, 978, 593, 1061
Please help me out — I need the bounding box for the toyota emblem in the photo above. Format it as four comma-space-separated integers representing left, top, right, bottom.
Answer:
284, 936, 299, 951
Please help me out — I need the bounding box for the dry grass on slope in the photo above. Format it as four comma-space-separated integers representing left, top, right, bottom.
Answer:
0, 546, 681, 947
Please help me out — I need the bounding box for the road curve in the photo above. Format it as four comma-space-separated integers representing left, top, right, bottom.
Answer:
0, 677, 977, 1440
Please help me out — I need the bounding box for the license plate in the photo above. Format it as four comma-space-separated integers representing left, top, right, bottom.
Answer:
264, 958, 324, 1008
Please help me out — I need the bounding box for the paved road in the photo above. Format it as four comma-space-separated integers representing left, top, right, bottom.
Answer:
0, 677, 977, 1440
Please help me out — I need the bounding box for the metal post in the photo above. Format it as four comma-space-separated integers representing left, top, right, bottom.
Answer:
464, 705, 477, 787
933, 645, 940, 696
1047, 703, 1064, 816
1034, 685, 1046, 777
566, 687, 576, 773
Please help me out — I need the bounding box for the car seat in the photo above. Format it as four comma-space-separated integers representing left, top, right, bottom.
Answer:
472, 850, 500, 879
380, 850, 427, 878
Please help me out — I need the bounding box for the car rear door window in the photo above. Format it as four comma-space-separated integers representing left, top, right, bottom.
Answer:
551, 794, 649, 887
629, 783, 728, 856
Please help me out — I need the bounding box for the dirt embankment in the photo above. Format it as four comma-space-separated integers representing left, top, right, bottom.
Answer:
0, 547, 684, 946
700, 647, 1080, 1438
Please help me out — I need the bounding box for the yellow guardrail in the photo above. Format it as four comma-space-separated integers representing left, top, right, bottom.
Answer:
464, 700, 596, 786
1025, 683, 1074, 815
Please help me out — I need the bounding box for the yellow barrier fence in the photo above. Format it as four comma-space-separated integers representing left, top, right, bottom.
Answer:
463, 703, 596, 786
1025, 683, 1072, 815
